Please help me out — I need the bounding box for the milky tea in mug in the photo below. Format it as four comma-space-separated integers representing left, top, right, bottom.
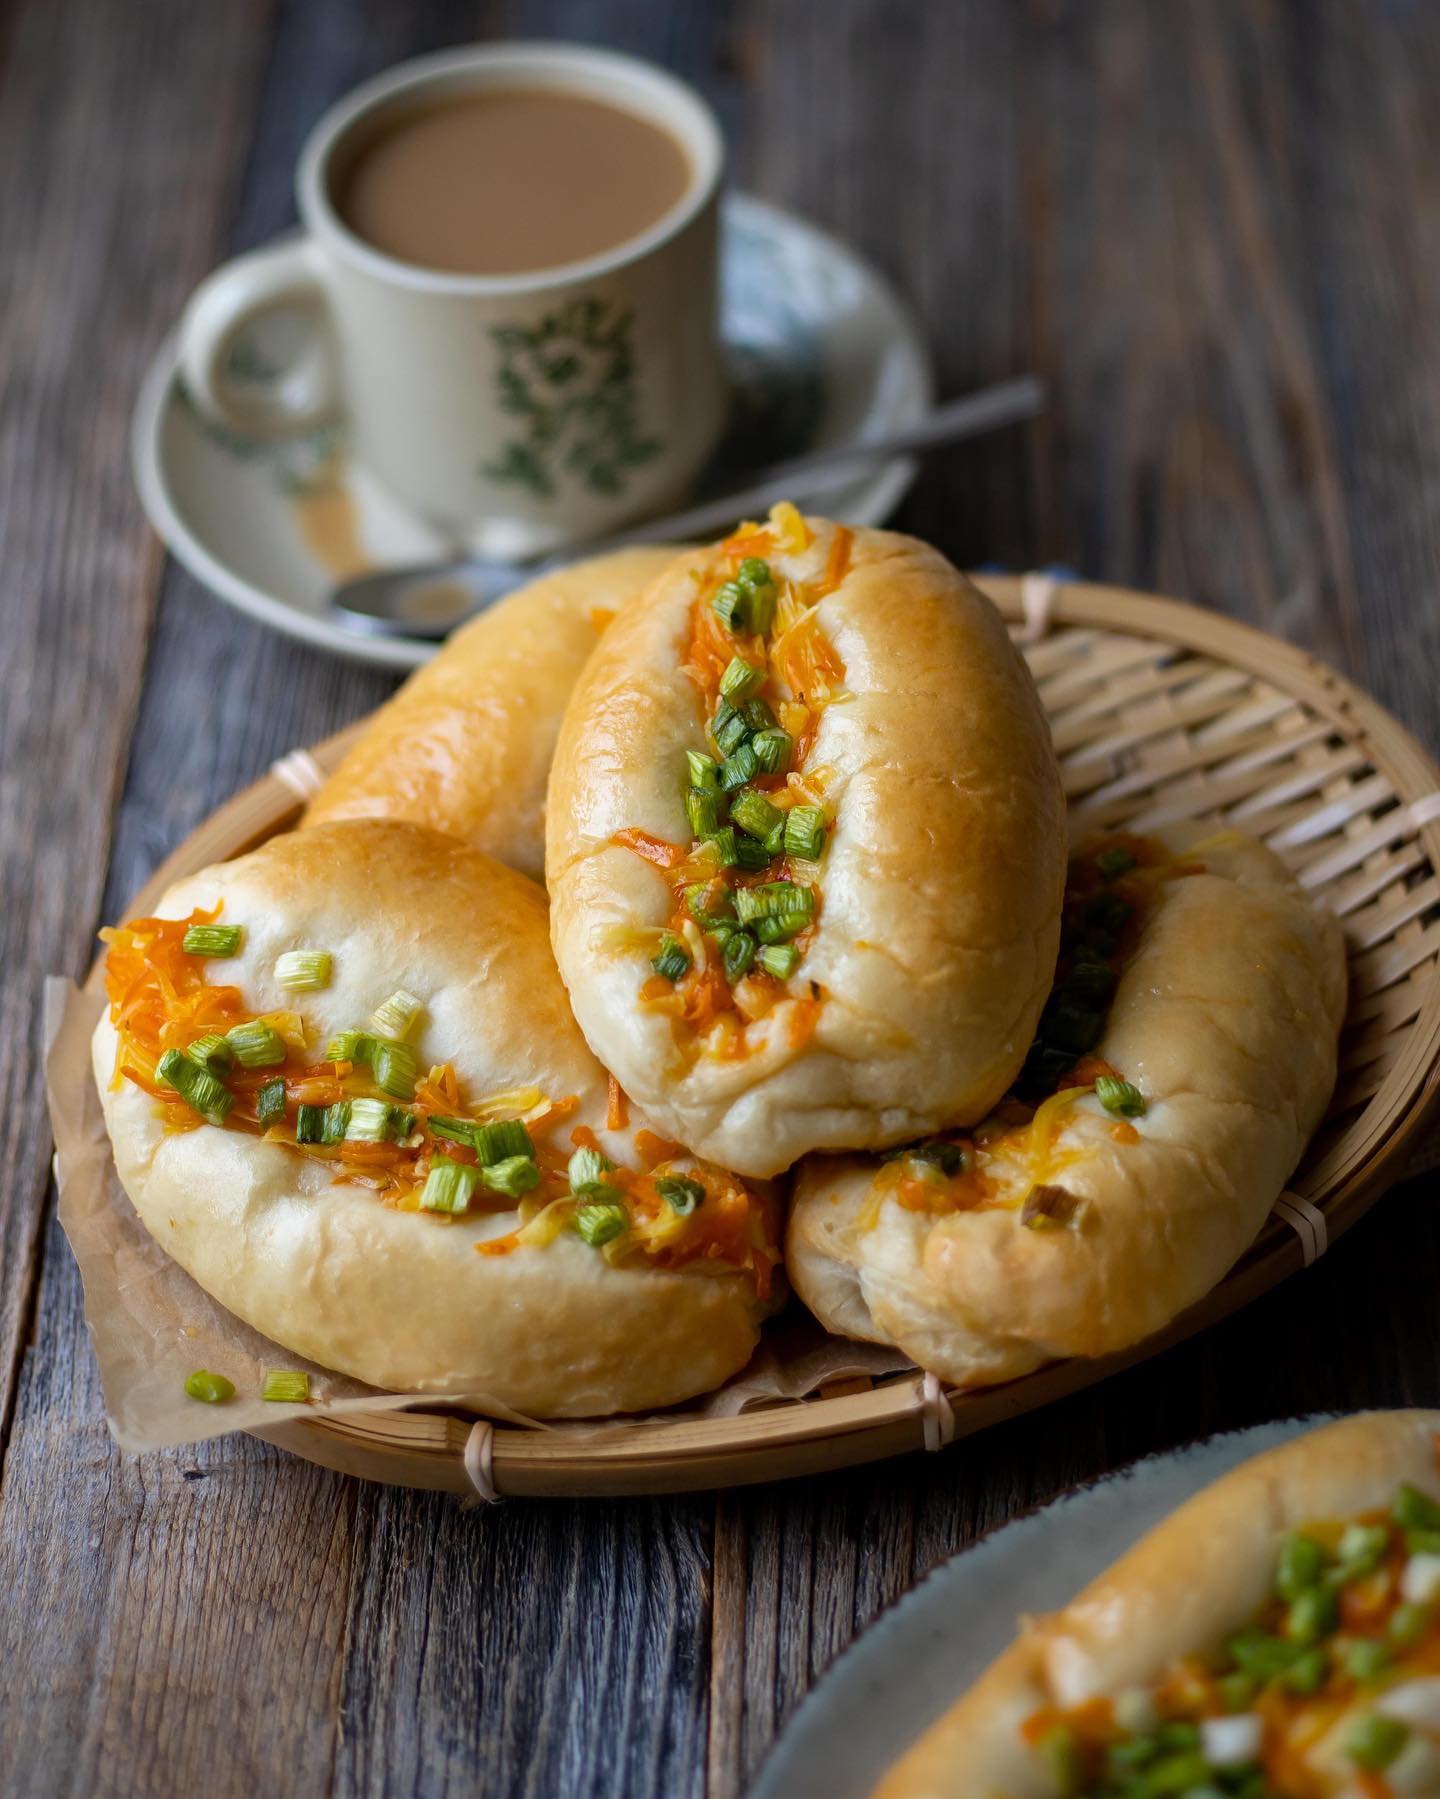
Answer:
178, 45, 727, 556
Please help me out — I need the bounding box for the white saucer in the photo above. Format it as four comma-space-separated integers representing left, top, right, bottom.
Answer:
132, 195, 933, 671
752, 1417, 1321, 1799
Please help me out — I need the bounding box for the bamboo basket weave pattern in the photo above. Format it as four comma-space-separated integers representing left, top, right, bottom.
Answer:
99, 577, 1440, 1497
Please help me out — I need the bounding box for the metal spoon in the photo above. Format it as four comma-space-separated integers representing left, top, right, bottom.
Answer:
329, 374, 1045, 641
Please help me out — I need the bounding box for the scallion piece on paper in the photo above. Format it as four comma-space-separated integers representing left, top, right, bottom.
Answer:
261, 1370, 310, 1404
472, 1118, 533, 1166
225, 1018, 287, 1069
482, 1154, 541, 1199
256, 1078, 287, 1129
751, 728, 792, 776
420, 1157, 482, 1214
275, 949, 332, 992
656, 1175, 704, 1216
651, 933, 691, 983
186, 1033, 234, 1075
156, 1047, 233, 1125
575, 1201, 628, 1247
182, 924, 244, 958
183, 1369, 235, 1405
1095, 1076, 1145, 1117
371, 1039, 418, 1101
758, 943, 801, 979
719, 657, 764, 703
784, 806, 826, 862
367, 988, 423, 1042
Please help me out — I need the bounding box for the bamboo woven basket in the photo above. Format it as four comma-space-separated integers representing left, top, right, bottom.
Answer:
85, 576, 1440, 1497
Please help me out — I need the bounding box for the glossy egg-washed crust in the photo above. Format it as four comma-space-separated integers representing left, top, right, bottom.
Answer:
787, 825, 1348, 1386
872, 1410, 1440, 1799
545, 518, 1067, 1179
303, 547, 682, 878
91, 820, 779, 1416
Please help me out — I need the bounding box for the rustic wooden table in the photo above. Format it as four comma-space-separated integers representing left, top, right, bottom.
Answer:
4, 1, 1439, 1793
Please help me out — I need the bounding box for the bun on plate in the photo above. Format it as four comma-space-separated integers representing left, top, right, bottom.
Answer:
304, 546, 681, 877
787, 825, 1347, 1386
545, 505, 1067, 1179
92, 819, 780, 1415
873, 1410, 1440, 1798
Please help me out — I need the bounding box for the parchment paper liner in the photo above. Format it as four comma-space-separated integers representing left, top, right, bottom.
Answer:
44, 978, 911, 1454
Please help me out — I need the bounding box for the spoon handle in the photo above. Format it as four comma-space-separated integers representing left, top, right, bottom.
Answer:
591, 374, 1046, 553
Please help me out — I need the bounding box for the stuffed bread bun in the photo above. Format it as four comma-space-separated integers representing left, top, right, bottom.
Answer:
545, 504, 1066, 1179
92, 819, 780, 1416
872, 1410, 1440, 1799
787, 825, 1347, 1387
303, 546, 681, 878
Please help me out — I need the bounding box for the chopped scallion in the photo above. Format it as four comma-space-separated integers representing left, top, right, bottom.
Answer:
182, 923, 243, 958
719, 657, 764, 703
719, 742, 759, 791
324, 1029, 375, 1067
723, 930, 757, 981
686, 788, 721, 839
734, 881, 815, 922
429, 1116, 479, 1148
261, 1370, 310, 1404
371, 1039, 418, 1100
1095, 1076, 1145, 1118
367, 988, 423, 1042
1345, 1714, 1409, 1772
753, 912, 809, 944
345, 1097, 406, 1143
275, 949, 332, 991
711, 580, 747, 632
574, 1201, 628, 1247
734, 835, 774, 871
784, 806, 826, 862
224, 1018, 287, 1068
686, 880, 736, 929
751, 728, 792, 775
569, 1146, 617, 1195
1395, 1485, 1440, 1533
183, 1369, 234, 1404
730, 789, 784, 845
420, 1156, 481, 1214
482, 1154, 541, 1198
737, 556, 773, 589
657, 1175, 705, 1215
156, 1047, 233, 1125
686, 750, 721, 794
651, 933, 691, 982
186, 1033, 234, 1075
472, 1118, 533, 1166
1096, 847, 1137, 880
703, 826, 739, 868
712, 702, 749, 757
294, 1104, 324, 1144
740, 697, 776, 736
757, 943, 800, 979
256, 1078, 287, 1129
320, 1101, 351, 1145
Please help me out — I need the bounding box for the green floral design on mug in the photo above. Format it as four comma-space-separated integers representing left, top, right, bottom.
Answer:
483, 297, 660, 500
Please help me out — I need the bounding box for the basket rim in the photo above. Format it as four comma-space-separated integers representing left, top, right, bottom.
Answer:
81, 574, 1440, 1497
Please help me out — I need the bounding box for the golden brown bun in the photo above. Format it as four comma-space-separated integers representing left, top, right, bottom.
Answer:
92, 820, 777, 1416
872, 1411, 1440, 1798
545, 518, 1067, 1178
304, 547, 682, 878
788, 825, 1347, 1384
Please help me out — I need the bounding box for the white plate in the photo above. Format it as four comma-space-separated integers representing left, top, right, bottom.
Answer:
132, 194, 933, 671
752, 1417, 1322, 1799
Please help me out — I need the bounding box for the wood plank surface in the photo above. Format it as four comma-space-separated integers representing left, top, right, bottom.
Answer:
1, 1, 1438, 1796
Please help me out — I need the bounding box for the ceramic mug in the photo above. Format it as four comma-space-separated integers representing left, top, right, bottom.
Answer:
177, 43, 727, 558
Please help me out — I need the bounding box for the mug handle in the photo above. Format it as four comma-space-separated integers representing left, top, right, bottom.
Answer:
177, 239, 337, 437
